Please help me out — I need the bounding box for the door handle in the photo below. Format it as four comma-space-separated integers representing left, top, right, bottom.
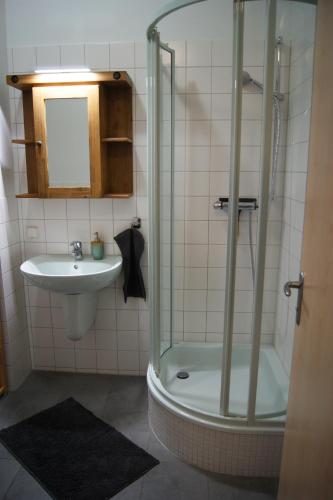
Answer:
284, 272, 304, 325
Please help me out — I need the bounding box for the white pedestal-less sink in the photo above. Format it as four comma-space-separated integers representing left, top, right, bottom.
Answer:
20, 255, 122, 340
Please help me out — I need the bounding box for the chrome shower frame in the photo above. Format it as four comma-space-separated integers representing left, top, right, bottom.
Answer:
146, 0, 310, 429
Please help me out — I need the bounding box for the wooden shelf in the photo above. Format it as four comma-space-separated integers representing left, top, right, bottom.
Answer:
100, 84, 133, 197
7, 71, 132, 90
12, 139, 40, 145
101, 137, 132, 143
16, 193, 39, 198
16, 192, 133, 199
104, 193, 132, 199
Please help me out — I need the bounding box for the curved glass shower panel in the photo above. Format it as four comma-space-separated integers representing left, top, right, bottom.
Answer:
147, 0, 205, 375
254, 0, 317, 421
159, 43, 175, 356
147, 0, 315, 429
226, 0, 267, 418
223, 0, 291, 423
220, 0, 248, 419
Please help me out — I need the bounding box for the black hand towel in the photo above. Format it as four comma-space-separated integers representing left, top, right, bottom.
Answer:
114, 228, 146, 302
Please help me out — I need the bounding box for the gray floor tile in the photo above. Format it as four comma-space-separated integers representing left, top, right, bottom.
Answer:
0, 391, 61, 428
108, 411, 149, 434
0, 444, 12, 460
107, 376, 147, 405
208, 473, 278, 500
233, 491, 276, 500
208, 476, 240, 500
142, 461, 209, 499
109, 375, 147, 391
0, 459, 20, 499
100, 377, 148, 430
121, 429, 150, 450
57, 392, 108, 418
0, 372, 278, 500
17, 371, 71, 394
141, 480, 181, 500
4, 468, 51, 500
179, 490, 208, 500
146, 432, 177, 462
58, 372, 114, 397
112, 478, 143, 499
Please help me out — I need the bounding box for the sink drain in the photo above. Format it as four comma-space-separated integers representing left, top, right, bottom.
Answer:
177, 371, 189, 379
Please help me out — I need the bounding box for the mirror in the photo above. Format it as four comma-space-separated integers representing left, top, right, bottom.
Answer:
45, 98, 90, 188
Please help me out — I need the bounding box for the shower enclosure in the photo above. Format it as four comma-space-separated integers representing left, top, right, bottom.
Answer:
147, 0, 316, 476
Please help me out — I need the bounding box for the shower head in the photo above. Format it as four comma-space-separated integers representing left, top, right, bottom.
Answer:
242, 71, 253, 86
242, 70, 283, 101
242, 71, 264, 92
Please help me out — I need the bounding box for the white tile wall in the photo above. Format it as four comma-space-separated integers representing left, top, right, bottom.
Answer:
85, 44, 109, 70
60, 45, 85, 69
7, 34, 311, 383
0, 48, 31, 390
169, 38, 290, 348
36, 46, 61, 71
7, 41, 149, 377
274, 10, 315, 375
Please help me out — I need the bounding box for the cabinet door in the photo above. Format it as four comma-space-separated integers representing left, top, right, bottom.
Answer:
32, 85, 102, 198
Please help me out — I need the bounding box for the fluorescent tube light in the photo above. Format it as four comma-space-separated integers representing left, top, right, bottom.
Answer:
34, 68, 91, 74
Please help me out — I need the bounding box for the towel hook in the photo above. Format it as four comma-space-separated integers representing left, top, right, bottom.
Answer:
131, 217, 141, 229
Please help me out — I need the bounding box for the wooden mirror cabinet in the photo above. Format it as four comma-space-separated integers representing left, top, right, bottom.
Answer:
7, 71, 133, 198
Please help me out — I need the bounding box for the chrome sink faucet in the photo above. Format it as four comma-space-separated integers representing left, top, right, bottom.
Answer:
70, 241, 83, 261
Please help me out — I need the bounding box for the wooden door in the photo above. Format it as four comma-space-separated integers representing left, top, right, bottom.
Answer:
278, 2, 333, 499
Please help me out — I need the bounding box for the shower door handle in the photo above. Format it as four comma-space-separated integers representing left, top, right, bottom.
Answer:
284, 272, 305, 325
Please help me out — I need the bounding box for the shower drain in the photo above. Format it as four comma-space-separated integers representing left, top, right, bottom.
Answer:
177, 371, 189, 379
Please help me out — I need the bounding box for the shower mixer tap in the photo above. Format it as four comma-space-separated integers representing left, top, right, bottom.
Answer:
213, 197, 258, 285
213, 197, 258, 214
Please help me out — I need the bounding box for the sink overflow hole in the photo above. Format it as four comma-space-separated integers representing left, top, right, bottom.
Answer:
177, 371, 189, 379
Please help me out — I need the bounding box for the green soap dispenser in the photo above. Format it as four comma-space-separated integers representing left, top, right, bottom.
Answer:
91, 232, 104, 260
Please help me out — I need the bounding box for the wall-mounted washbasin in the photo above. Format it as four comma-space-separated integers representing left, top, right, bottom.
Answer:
20, 255, 122, 341
20, 255, 122, 294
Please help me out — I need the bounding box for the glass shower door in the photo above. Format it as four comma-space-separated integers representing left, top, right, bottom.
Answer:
159, 42, 175, 357
147, 28, 175, 374
221, 0, 285, 424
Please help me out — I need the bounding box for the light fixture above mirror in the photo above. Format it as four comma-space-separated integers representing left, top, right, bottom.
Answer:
34, 68, 91, 73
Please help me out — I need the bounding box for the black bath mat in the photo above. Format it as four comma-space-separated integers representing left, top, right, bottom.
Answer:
0, 397, 159, 499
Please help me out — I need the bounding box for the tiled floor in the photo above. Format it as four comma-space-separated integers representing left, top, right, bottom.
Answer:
0, 372, 278, 499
